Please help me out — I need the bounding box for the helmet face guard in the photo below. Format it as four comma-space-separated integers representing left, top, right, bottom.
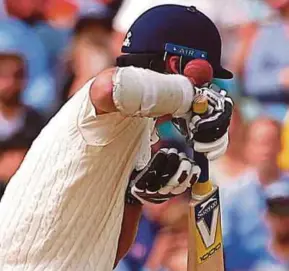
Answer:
116, 53, 166, 73
117, 43, 209, 75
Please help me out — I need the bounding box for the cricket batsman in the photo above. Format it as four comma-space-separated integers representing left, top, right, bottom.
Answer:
0, 5, 233, 271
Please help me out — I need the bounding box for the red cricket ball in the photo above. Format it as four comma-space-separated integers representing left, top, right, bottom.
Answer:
183, 59, 214, 87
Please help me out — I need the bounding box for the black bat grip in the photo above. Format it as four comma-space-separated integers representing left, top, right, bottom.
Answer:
194, 151, 209, 183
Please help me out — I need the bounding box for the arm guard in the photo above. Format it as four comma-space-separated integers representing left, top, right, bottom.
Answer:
112, 66, 194, 117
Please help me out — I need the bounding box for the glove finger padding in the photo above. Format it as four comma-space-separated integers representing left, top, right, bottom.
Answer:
158, 153, 195, 195
130, 148, 200, 204
133, 148, 168, 191
194, 133, 229, 160
147, 149, 181, 191
206, 138, 228, 160
192, 100, 233, 143
170, 157, 200, 195
194, 133, 228, 153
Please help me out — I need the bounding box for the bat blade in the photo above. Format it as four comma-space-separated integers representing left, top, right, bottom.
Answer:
188, 92, 225, 270
187, 186, 224, 271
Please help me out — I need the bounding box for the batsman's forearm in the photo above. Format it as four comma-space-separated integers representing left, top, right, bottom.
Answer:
112, 67, 194, 118
90, 67, 194, 117
114, 203, 142, 268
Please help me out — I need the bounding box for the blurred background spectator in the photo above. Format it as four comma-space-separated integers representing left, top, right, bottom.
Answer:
233, 0, 289, 122
60, 5, 114, 100
116, 197, 189, 271
220, 118, 289, 271
0, 30, 45, 189
0, 0, 123, 194
0, 18, 56, 117
210, 106, 248, 187
264, 177, 289, 265
0, 1, 289, 270
0, 0, 48, 21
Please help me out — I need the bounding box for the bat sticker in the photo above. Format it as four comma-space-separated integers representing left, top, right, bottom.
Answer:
193, 189, 223, 263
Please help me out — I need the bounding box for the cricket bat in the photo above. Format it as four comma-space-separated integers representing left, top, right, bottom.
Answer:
187, 97, 224, 271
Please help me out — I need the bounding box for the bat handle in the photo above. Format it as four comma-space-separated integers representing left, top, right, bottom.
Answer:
193, 151, 209, 183
191, 96, 214, 197
192, 151, 213, 198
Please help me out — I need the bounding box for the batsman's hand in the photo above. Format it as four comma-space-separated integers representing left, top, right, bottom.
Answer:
173, 83, 233, 160
126, 148, 200, 205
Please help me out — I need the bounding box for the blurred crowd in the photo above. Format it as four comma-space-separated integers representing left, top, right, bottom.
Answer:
0, 0, 289, 270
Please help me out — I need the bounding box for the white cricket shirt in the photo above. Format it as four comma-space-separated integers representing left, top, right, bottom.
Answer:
0, 79, 154, 271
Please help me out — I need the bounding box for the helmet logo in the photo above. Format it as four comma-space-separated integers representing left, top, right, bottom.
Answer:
165, 43, 208, 60
123, 31, 132, 47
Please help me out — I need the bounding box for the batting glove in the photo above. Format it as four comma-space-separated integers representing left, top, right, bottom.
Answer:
126, 148, 200, 205
173, 83, 233, 160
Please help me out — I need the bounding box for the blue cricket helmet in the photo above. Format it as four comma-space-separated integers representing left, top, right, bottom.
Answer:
118, 4, 232, 79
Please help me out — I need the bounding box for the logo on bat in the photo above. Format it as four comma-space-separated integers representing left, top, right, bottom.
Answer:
198, 197, 217, 216
194, 189, 223, 264
197, 207, 219, 248
195, 191, 220, 249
